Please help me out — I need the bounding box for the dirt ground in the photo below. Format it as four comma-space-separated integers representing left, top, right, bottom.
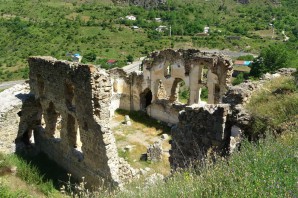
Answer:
110, 110, 172, 175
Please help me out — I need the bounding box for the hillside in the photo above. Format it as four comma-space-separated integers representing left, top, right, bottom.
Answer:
0, 0, 297, 81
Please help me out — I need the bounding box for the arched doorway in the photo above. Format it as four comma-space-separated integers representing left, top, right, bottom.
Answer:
140, 88, 153, 110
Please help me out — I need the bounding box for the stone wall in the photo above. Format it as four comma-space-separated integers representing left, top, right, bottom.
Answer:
170, 68, 297, 169
170, 104, 231, 169
109, 68, 144, 115
141, 49, 233, 124
19, 57, 135, 187
14, 49, 234, 186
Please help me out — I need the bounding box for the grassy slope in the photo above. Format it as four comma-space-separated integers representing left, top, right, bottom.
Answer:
0, 0, 297, 81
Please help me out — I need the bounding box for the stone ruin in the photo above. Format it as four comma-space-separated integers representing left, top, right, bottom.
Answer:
12, 49, 236, 187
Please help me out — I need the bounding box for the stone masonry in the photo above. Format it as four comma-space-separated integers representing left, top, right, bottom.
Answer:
7, 49, 233, 186
169, 68, 297, 169
17, 57, 135, 187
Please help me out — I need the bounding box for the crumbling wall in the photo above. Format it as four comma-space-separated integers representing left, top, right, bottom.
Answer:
109, 68, 144, 115
19, 57, 135, 187
141, 49, 233, 124
170, 68, 297, 169
170, 104, 231, 169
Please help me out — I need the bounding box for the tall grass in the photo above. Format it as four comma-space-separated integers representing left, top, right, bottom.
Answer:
0, 185, 31, 198
115, 132, 298, 197
246, 76, 298, 137
0, 153, 62, 197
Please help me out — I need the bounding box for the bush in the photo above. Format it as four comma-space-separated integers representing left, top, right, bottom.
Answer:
126, 55, 134, 63
232, 72, 249, 85
250, 44, 290, 78
83, 51, 96, 63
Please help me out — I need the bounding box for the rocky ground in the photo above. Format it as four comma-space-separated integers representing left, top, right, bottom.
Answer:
0, 83, 30, 154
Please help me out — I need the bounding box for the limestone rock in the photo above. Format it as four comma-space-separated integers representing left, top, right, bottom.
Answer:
160, 134, 169, 140
144, 173, 164, 187
147, 141, 163, 162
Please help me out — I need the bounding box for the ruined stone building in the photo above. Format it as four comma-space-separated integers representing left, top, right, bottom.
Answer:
15, 49, 237, 187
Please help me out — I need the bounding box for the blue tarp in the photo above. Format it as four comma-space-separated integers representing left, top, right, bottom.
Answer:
243, 61, 252, 66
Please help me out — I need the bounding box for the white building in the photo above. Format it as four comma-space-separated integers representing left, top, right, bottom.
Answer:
154, 18, 162, 22
125, 15, 136, 21
204, 26, 210, 34
156, 25, 167, 32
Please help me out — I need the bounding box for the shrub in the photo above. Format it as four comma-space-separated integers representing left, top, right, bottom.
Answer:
250, 44, 290, 77
126, 55, 134, 63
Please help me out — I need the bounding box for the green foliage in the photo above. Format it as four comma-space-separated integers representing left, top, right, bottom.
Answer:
0, 0, 297, 81
200, 87, 208, 101
147, 30, 162, 40
292, 23, 298, 39
126, 54, 134, 63
246, 76, 298, 137
232, 72, 249, 85
250, 44, 290, 77
236, 55, 255, 61
4, 155, 56, 196
83, 51, 96, 63
178, 89, 189, 103
0, 185, 30, 198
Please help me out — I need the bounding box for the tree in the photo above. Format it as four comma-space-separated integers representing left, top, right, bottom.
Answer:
126, 55, 134, 63
292, 23, 298, 39
83, 51, 96, 63
250, 44, 290, 77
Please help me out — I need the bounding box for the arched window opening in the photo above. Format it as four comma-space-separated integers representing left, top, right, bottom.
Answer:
67, 114, 82, 151
198, 65, 208, 85
45, 102, 61, 138
156, 80, 168, 100
21, 129, 34, 146
199, 87, 208, 102
170, 78, 189, 104
140, 88, 153, 110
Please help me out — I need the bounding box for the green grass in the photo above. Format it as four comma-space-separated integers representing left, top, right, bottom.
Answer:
246, 76, 298, 137
115, 131, 298, 198
0, 184, 32, 198
0, 152, 66, 197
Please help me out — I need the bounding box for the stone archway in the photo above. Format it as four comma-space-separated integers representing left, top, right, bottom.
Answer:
140, 88, 153, 110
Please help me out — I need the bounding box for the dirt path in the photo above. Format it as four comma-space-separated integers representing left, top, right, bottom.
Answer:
0, 80, 26, 90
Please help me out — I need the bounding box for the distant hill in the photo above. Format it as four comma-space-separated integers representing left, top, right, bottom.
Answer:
0, 0, 297, 82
